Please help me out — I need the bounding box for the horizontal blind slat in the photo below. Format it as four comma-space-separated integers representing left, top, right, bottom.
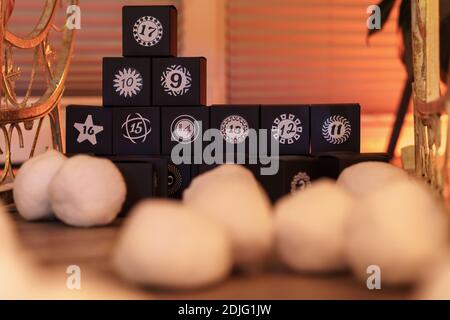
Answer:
227, 0, 405, 113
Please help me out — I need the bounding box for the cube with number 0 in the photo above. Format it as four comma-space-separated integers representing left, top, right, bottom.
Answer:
103, 57, 152, 107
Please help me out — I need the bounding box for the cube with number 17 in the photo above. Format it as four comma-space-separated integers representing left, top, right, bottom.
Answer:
122, 5, 177, 57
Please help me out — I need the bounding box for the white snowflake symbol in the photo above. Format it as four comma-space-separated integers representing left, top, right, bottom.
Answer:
160, 65, 192, 96
113, 67, 143, 98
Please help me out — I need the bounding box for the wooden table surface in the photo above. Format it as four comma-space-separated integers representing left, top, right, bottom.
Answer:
9, 212, 413, 300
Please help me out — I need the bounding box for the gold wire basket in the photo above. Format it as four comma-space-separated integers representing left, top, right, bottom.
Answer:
410, 1, 450, 202
0, 0, 76, 201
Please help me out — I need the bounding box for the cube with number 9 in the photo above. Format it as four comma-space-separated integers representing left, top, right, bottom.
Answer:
152, 57, 207, 106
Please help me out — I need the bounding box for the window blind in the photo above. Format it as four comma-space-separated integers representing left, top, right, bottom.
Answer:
226, 0, 406, 113
8, 0, 406, 114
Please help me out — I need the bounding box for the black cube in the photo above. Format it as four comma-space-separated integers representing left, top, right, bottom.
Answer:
122, 6, 177, 57
152, 57, 207, 106
310, 104, 360, 154
317, 152, 390, 179
114, 161, 154, 214
260, 105, 310, 155
164, 158, 196, 199
66, 105, 112, 155
112, 107, 160, 155
258, 156, 320, 202
103, 57, 152, 107
210, 105, 260, 160
161, 106, 209, 157
111, 156, 168, 202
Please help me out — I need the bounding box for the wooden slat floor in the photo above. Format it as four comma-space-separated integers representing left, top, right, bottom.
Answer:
10, 213, 413, 300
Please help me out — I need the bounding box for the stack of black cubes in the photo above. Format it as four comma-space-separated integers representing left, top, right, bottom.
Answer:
66, 5, 388, 209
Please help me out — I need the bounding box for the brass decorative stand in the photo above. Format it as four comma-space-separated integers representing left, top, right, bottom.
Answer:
0, 0, 76, 203
411, 0, 450, 200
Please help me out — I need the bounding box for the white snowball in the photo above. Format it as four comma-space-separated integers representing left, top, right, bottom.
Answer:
345, 179, 448, 286
113, 200, 232, 290
416, 258, 450, 299
274, 179, 354, 272
49, 155, 126, 227
183, 164, 273, 270
13, 150, 66, 221
337, 162, 408, 198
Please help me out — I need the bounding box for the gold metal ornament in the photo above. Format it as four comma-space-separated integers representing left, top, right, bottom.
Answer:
0, 0, 77, 200
411, 0, 450, 200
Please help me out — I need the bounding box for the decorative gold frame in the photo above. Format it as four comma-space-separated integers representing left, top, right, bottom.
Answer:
0, 0, 76, 191
411, 0, 450, 197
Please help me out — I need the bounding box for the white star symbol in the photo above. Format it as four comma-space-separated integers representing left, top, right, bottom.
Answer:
73, 115, 104, 145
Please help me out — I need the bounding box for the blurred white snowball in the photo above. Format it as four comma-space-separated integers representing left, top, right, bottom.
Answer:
345, 179, 448, 285
49, 155, 126, 227
183, 164, 273, 271
274, 179, 354, 272
13, 150, 66, 221
337, 162, 408, 198
114, 200, 232, 290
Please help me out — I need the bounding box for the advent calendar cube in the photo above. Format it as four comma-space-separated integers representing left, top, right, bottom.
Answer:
210, 105, 260, 160
111, 156, 168, 202
310, 104, 360, 154
152, 57, 207, 106
164, 158, 196, 199
66, 105, 112, 155
317, 152, 389, 179
161, 106, 209, 156
260, 105, 310, 155
258, 156, 320, 202
112, 107, 160, 155
122, 6, 177, 57
103, 57, 151, 107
